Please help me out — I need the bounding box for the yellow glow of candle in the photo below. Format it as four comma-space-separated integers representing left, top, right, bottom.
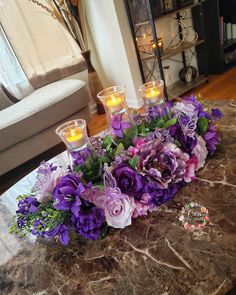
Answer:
146, 88, 160, 99
66, 129, 83, 143
107, 95, 122, 112
158, 40, 163, 47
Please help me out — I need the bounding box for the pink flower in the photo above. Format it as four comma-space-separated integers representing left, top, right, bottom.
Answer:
104, 190, 135, 229
192, 136, 208, 170
127, 138, 145, 157
132, 193, 153, 218
32, 162, 66, 203
135, 137, 146, 148
184, 155, 198, 182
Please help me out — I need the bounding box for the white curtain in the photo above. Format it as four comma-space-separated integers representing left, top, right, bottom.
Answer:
0, 25, 33, 99
0, 0, 84, 89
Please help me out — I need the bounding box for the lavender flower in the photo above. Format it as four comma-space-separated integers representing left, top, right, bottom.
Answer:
71, 207, 105, 240
111, 114, 131, 138
133, 114, 144, 125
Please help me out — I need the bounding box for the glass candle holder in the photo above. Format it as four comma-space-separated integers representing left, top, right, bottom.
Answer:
97, 86, 137, 148
55, 119, 101, 182
138, 80, 170, 119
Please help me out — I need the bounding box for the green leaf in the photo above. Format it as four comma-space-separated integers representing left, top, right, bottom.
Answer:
103, 135, 113, 151
114, 143, 124, 156
99, 155, 112, 164
197, 117, 208, 135
163, 118, 177, 129
173, 139, 181, 147
129, 157, 138, 169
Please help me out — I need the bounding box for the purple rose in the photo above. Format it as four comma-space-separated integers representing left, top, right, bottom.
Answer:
52, 173, 86, 217
71, 207, 105, 240
112, 164, 145, 199
104, 189, 135, 228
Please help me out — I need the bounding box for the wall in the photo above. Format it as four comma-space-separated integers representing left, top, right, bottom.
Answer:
84, 0, 143, 108
84, 1, 198, 107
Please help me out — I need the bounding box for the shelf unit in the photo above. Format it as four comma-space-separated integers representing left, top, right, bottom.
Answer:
142, 39, 205, 61
203, 0, 236, 73
125, 0, 209, 98
223, 39, 236, 50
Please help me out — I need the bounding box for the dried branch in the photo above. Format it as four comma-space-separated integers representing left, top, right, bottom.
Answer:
28, 0, 87, 51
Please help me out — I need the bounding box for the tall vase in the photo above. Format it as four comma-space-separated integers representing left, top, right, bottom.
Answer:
55, 119, 101, 182
81, 50, 105, 114
97, 85, 137, 148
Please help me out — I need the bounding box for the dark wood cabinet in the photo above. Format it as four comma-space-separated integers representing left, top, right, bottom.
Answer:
203, 0, 236, 74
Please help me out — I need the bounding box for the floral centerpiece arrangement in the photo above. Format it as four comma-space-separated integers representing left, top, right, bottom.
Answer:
9, 90, 222, 245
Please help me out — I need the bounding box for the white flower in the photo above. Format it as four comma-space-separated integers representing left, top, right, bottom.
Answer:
174, 102, 196, 116
104, 193, 135, 229
192, 136, 208, 170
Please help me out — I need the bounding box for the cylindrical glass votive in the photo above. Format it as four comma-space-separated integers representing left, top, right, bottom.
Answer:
138, 80, 164, 106
97, 86, 137, 148
138, 80, 170, 119
55, 119, 101, 181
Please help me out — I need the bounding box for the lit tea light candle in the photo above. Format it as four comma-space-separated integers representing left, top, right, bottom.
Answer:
106, 95, 123, 113
151, 38, 164, 55
65, 128, 85, 149
145, 88, 161, 105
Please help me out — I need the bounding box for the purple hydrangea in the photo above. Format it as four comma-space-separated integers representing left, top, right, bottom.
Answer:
203, 124, 219, 155
112, 163, 146, 199
148, 103, 170, 119
111, 113, 131, 138
90, 137, 106, 157
144, 181, 178, 206
52, 173, 86, 217
71, 207, 105, 240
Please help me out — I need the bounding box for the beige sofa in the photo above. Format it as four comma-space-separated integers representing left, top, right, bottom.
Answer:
0, 70, 92, 176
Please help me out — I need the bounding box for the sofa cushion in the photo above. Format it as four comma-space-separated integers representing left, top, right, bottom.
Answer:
0, 106, 91, 176
0, 87, 14, 111
0, 79, 89, 151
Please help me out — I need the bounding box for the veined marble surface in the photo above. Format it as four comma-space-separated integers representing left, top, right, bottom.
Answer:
0, 99, 236, 295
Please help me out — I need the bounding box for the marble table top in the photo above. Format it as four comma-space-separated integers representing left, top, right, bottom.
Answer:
0, 99, 236, 295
